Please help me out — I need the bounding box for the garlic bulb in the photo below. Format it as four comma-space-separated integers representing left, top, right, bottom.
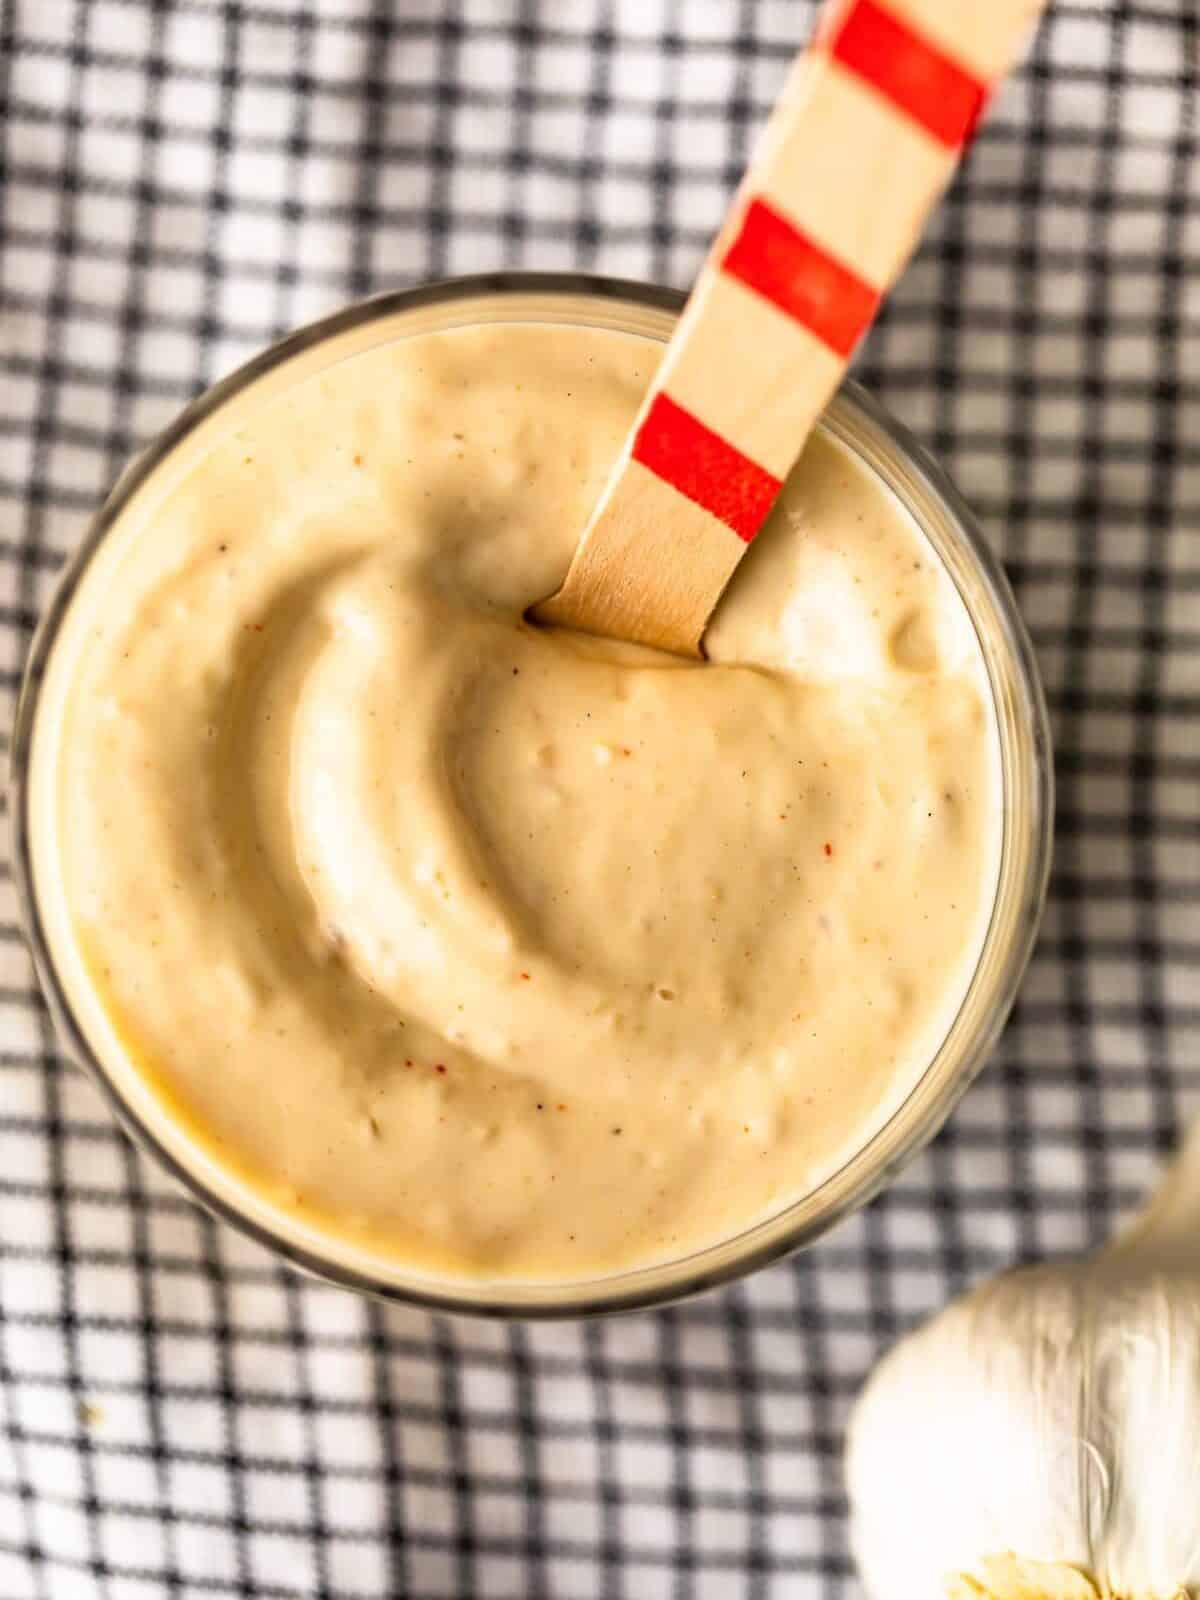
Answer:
846, 1125, 1200, 1600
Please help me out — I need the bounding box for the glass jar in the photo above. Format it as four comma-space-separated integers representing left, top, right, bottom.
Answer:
11, 275, 1053, 1315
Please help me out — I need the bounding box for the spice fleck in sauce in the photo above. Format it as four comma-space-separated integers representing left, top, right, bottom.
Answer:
37, 324, 1000, 1283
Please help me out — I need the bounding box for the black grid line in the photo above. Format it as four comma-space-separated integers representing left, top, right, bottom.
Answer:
274, 4, 316, 338
1136, 2, 1197, 1168
347, 0, 387, 307
430, 1315, 475, 1599
507, 1322, 549, 1600
282, 1273, 333, 1600
425, 11, 464, 283
364, 1300, 405, 1599
1064, 0, 1133, 1251
582, 1319, 623, 1600
197, 1219, 253, 1596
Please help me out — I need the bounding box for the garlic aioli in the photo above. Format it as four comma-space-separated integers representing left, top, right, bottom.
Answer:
38, 322, 1001, 1283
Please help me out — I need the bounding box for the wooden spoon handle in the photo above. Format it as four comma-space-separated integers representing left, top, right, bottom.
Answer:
536, 0, 1046, 657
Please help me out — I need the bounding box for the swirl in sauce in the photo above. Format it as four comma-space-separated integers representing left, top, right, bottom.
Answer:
44, 324, 1000, 1281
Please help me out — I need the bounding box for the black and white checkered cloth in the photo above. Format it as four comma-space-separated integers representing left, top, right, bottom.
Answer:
1, 2, 1197, 1596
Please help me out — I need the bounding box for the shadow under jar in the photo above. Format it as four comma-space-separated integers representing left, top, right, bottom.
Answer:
13, 275, 1052, 1316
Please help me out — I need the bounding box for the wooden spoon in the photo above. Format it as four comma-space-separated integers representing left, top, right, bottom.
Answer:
535, 0, 1047, 657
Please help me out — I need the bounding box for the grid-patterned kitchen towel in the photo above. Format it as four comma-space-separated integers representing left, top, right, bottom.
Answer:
1, 3, 1197, 1597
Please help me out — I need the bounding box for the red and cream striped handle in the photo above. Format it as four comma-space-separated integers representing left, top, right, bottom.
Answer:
536, 0, 1047, 657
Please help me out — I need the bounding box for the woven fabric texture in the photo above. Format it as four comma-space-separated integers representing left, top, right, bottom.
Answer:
1, 2, 1197, 1597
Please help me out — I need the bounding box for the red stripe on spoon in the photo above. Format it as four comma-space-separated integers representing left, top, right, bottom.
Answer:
632, 393, 782, 544
827, 0, 987, 149
722, 197, 882, 359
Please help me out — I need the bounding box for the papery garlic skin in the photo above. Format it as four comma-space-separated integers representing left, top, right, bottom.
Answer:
948, 1553, 1101, 1598
846, 1128, 1200, 1600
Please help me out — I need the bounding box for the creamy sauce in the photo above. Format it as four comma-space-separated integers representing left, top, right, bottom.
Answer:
41, 323, 1001, 1282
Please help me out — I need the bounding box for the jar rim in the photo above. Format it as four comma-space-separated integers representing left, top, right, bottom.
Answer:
11, 271, 1053, 1317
